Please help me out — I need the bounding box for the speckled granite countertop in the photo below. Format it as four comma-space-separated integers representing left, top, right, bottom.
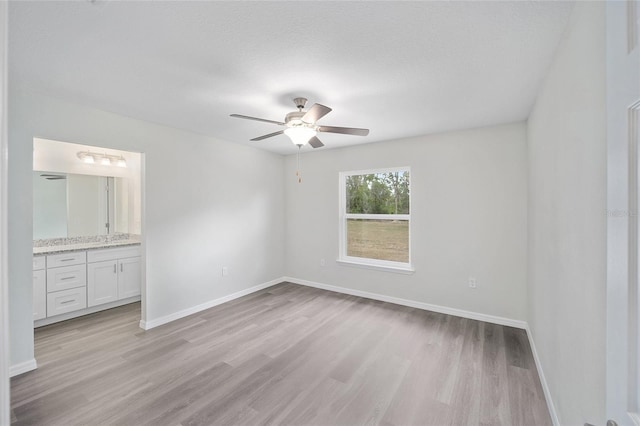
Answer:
33, 234, 141, 256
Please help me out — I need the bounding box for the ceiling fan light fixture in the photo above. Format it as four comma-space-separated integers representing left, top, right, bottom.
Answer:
284, 126, 316, 146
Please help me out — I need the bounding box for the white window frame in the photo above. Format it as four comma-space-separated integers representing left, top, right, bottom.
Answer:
338, 167, 414, 274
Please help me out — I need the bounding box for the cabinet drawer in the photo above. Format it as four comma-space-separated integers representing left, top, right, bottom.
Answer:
47, 287, 87, 317
47, 251, 86, 268
47, 264, 87, 293
87, 246, 141, 263
32, 256, 46, 271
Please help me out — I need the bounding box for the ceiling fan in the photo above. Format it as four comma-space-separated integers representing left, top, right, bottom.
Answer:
230, 97, 369, 149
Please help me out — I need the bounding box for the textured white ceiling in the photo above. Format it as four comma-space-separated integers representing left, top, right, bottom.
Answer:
9, 1, 574, 155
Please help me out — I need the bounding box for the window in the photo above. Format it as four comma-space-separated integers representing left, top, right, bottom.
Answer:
338, 168, 412, 273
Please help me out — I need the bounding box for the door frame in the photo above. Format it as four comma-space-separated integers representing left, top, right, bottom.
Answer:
0, 1, 10, 423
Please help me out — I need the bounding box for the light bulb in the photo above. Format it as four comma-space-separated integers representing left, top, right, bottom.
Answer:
116, 157, 127, 168
83, 154, 95, 164
284, 126, 316, 146
101, 155, 111, 166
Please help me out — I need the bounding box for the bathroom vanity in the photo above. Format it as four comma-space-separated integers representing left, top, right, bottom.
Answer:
33, 235, 141, 327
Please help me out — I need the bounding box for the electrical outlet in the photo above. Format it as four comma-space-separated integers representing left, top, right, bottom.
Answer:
320, 259, 326, 267
468, 277, 477, 288
222, 266, 229, 277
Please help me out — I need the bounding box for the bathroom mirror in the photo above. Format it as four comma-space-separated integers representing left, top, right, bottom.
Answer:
33, 171, 132, 239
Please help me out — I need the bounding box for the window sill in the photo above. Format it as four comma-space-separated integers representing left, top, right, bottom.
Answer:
336, 259, 415, 275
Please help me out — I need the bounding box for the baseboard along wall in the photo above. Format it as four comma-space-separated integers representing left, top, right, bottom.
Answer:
283, 276, 527, 329
525, 324, 560, 426
9, 358, 36, 378
139, 277, 284, 330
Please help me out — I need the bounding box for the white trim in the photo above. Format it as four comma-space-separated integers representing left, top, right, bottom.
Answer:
34, 296, 141, 328
139, 277, 283, 330
283, 276, 526, 329
525, 324, 560, 426
0, 1, 8, 422
340, 166, 411, 177
9, 359, 37, 378
345, 213, 410, 221
336, 259, 415, 274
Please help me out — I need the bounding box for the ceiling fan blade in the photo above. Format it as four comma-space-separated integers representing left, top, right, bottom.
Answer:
230, 114, 285, 126
308, 136, 324, 149
302, 104, 332, 123
317, 125, 369, 136
250, 130, 285, 141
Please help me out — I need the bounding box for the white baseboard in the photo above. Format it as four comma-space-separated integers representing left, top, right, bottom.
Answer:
139, 277, 283, 330
283, 276, 527, 329
525, 324, 559, 426
9, 358, 37, 378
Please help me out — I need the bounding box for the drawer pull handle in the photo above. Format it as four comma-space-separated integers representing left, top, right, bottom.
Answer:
113, 264, 117, 274
59, 258, 75, 262
60, 276, 76, 281
120, 263, 123, 273
60, 300, 75, 305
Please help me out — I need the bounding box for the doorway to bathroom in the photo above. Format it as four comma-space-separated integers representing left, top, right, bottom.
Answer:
31, 137, 145, 333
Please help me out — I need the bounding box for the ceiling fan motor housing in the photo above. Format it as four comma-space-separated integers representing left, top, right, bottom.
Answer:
285, 111, 308, 126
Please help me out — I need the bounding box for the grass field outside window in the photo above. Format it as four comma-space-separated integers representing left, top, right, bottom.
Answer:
339, 168, 411, 270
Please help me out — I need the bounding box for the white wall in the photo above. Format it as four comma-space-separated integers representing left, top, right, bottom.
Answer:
0, 0, 10, 422
8, 90, 285, 368
527, 2, 606, 425
285, 122, 528, 322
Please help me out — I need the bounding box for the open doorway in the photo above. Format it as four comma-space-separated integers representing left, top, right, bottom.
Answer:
31, 138, 144, 333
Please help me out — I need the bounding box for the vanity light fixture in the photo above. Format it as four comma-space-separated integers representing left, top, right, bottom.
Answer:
77, 151, 127, 168
77, 151, 96, 164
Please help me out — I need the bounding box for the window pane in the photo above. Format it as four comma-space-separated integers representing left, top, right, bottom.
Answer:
346, 171, 410, 214
346, 219, 409, 263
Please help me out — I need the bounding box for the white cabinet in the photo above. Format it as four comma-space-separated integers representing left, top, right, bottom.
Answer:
32, 256, 46, 321
118, 257, 141, 299
34, 245, 141, 325
87, 260, 119, 307
87, 247, 141, 308
46, 264, 87, 293
45, 251, 87, 317
46, 251, 86, 268
47, 287, 87, 317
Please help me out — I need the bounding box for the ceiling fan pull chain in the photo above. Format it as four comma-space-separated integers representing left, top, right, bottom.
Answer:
296, 145, 302, 183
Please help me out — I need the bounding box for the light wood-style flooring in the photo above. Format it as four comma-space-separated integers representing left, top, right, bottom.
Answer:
11, 282, 551, 425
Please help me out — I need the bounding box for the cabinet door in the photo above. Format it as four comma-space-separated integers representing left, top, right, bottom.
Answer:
87, 260, 118, 307
33, 270, 46, 321
118, 257, 141, 299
